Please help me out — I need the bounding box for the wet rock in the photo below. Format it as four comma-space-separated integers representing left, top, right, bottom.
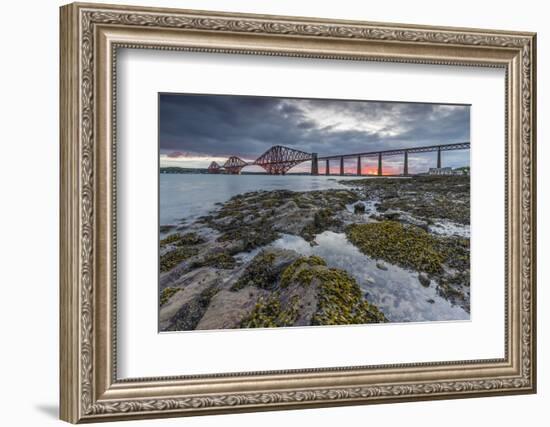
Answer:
340, 175, 470, 225
383, 212, 400, 221
196, 287, 269, 330
301, 207, 343, 241
164, 286, 218, 331
160, 287, 181, 306
353, 203, 366, 214
426, 298, 435, 304
230, 249, 299, 292
417, 222, 431, 232
159, 268, 222, 331
437, 280, 469, 313
238, 255, 387, 328
376, 261, 388, 271
159, 246, 199, 273
418, 273, 431, 287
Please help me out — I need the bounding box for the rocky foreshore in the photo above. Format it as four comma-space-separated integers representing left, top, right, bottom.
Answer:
159, 175, 470, 331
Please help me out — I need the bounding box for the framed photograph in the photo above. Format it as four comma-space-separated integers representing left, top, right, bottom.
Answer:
60, 2, 537, 423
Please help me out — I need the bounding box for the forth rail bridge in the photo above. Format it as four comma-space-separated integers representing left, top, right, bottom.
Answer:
207, 142, 470, 176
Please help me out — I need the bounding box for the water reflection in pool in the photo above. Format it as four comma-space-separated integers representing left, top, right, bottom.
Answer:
270, 231, 469, 323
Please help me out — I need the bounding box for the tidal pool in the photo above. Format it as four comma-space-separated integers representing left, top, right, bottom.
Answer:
270, 231, 469, 323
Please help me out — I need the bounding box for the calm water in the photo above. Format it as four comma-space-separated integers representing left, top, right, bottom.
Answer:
160, 173, 469, 322
270, 232, 468, 322
160, 173, 359, 225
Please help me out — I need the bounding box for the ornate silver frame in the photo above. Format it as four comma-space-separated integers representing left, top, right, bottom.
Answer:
60, 2, 537, 423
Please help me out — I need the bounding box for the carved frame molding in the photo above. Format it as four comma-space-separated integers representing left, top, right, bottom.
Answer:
60, 2, 536, 423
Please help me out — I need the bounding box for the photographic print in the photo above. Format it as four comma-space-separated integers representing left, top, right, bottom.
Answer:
158, 93, 471, 332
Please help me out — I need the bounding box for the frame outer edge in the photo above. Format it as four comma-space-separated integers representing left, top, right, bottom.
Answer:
60, 3, 81, 424
59, 2, 537, 422
529, 33, 537, 393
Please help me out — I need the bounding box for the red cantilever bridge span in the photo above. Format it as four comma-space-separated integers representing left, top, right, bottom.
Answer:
207, 142, 470, 176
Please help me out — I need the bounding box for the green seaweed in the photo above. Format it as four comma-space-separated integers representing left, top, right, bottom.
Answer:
175, 232, 204, 246
280, 256, 327, 287
218, 227, 280, 252
346, 221, 470, 276
346, 221, 445, 274
340, 176, 470, 224
279, 256, 386, 326
160, 247, 198, 272
311, 268, 387, 325
160, 232, 204, 247
193, 252, 236, 269
240, 294, 300, 328
160, 233, 181, 246
231, 251, 278, 291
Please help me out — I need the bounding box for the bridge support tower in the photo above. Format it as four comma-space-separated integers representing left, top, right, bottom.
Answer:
377, 152, 382, 176
311, 153, 318, 175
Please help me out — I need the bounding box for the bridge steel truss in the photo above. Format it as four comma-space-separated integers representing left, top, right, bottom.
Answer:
317, 142, 470, 176
214, 142, 470, 176
253, 145, 312, 175
207, 161, 221, 174
223, 156, 249, 174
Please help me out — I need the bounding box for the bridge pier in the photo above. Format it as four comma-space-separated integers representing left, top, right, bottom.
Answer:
357, 156, 362, 176
377, 152, 382, 176
437, 147, 442, 168
339, 157, 344, 176
325, 159, 329, 175
404, 151, 408, 176
311, 153, 318, 175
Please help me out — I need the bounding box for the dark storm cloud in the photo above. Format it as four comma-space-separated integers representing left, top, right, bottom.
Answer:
159, 93, 470, 165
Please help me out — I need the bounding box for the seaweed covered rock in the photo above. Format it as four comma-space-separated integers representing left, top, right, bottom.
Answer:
160, 231, 205, 247
159, 246, 199, 272
192, 251, 236, 270
311, 268, 386, 325
300, 208, 343, 241
341, 175, 470, 225
203, 189, 358, 250
196, 287, 270, 330
353, 203, 366, 214
159, 268, 223, 331
239, 254, 386, 329
280, 255, 327, 287
231, 249, 299, 291
159, 231, 208, 273
346, 221, 446, 274
345, 220, 470, 311
240, 294, 301, 328
418, 273, 431, 287
163, 286, 218, 331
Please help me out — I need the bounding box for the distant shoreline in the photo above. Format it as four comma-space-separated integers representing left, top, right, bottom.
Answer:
160, 166, 469, 177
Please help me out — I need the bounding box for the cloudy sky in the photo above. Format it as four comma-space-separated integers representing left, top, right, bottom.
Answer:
159, 93, 470, 174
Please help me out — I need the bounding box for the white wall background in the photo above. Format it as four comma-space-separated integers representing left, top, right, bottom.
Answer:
0, 0, 545, 426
